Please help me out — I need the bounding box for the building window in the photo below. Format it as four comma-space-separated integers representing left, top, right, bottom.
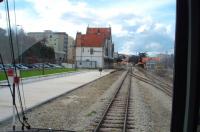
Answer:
82, 48, 84, 52
105, 47, 108, 56
90, 48, 94, 55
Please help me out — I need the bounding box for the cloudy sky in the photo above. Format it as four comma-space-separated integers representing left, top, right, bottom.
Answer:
0, 0, 176, 55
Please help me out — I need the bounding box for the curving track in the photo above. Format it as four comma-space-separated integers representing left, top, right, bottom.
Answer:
130, 68, 172, 97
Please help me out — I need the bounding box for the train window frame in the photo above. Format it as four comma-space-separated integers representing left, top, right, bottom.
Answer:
171, 0, 200, 131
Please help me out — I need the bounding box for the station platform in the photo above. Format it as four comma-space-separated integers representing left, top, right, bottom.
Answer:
0, 69, 114, 122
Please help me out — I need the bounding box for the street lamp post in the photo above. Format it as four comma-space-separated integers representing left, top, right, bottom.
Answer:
16, 25, 23, 63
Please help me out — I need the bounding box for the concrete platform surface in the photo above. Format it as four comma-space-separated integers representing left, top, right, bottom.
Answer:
0, 69, 114, 122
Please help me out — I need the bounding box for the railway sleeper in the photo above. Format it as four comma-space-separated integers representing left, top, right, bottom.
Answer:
106, 114, 125, 117
99, 127, 122, 132
108, 110, 125, 113
127, 120, 135, 124
114, 98, 127, 101
103, 120, 125, 124
110, 104, 126, 107
101, 123, 124, 128
104, 117, 125, 120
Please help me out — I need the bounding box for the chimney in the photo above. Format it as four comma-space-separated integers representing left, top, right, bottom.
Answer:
76, 32, 82, 47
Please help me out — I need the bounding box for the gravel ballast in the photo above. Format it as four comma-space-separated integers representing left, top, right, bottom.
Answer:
0, 68, 172, 132
130, 71, 172, 132
0, 70, 124, 131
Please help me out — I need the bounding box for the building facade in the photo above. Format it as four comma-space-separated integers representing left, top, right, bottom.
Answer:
67, 36, 75, 64
75, 27, 114, 68
142, 57, 161, 70
28, 30, 68, 62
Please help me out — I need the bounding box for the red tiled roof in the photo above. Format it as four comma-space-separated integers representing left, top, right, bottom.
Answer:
87, 27, 111, 39
76, 27, 112, 47
142, 57, 160, 63
76, 34, 106, 47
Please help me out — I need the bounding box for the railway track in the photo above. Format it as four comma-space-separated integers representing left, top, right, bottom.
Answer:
93, 68, 134, 132
137, 68, 172, 88
130, 72, 172, 97
91, 67, 171, 132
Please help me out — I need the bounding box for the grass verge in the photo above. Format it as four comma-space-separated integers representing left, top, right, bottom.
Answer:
0, 68, 76, 81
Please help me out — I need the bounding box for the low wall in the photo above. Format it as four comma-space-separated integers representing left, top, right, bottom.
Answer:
62, 63, 75, 68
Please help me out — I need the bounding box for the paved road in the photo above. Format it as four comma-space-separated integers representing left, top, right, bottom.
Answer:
0, 69, 114, 122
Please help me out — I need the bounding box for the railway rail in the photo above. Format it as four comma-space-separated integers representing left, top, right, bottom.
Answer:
93, 68, 134, 132
137, 68, 172, 88
88, 67, 172, 132
130, 72, 172, 97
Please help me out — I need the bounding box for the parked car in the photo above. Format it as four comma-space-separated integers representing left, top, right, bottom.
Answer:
23, 64, 31, 69
0, 64, 3, 71
31, 63, 48, 69
31, 63, 42, 69
46, 63, 55, 68
4, 64, 14, 70
30, 64, 39, 69
43, 64, 51, 68
46, 63, 56, 68
15, 64, 29, 70
51, 64, 63, 68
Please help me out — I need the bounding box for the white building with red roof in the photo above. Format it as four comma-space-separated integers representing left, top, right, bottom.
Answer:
75, 27, 114, 68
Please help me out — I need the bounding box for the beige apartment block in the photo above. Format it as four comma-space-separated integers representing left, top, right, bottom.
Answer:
28, 30, 68, 62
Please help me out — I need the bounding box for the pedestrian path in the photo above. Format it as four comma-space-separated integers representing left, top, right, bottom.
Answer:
0, 69, 114, 122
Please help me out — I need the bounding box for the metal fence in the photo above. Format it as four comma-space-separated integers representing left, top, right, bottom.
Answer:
75, 61, 97, 69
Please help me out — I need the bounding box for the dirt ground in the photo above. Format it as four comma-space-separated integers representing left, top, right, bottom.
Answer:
130, 68, 172, 132
0, 70, 124, 131
0, 68, 173, 132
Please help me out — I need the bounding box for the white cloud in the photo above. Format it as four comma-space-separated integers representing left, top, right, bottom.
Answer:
12, 0, 93, 37
136, 25, 149, 33
145, 42, 162, 51
119, 41, 135, 55
111, 24, 129, 37
0, 0, 175, 55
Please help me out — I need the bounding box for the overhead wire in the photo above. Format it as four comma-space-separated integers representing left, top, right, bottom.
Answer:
0, 54, 26, 129
3, 0, 30, 129
12, 0, 25, 115
12, 0, 28, 124
12, 0, 27, 113
3, 0, 25, 128
13, 0, 20, 63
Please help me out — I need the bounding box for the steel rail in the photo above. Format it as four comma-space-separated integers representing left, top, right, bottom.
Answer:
123, 69, 132, 132
93, 70, 129, 132
138, 68, 172, 88
130, 73, 172, 97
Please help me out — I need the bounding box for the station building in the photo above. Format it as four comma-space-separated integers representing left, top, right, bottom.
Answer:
75, 27, 114, 68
